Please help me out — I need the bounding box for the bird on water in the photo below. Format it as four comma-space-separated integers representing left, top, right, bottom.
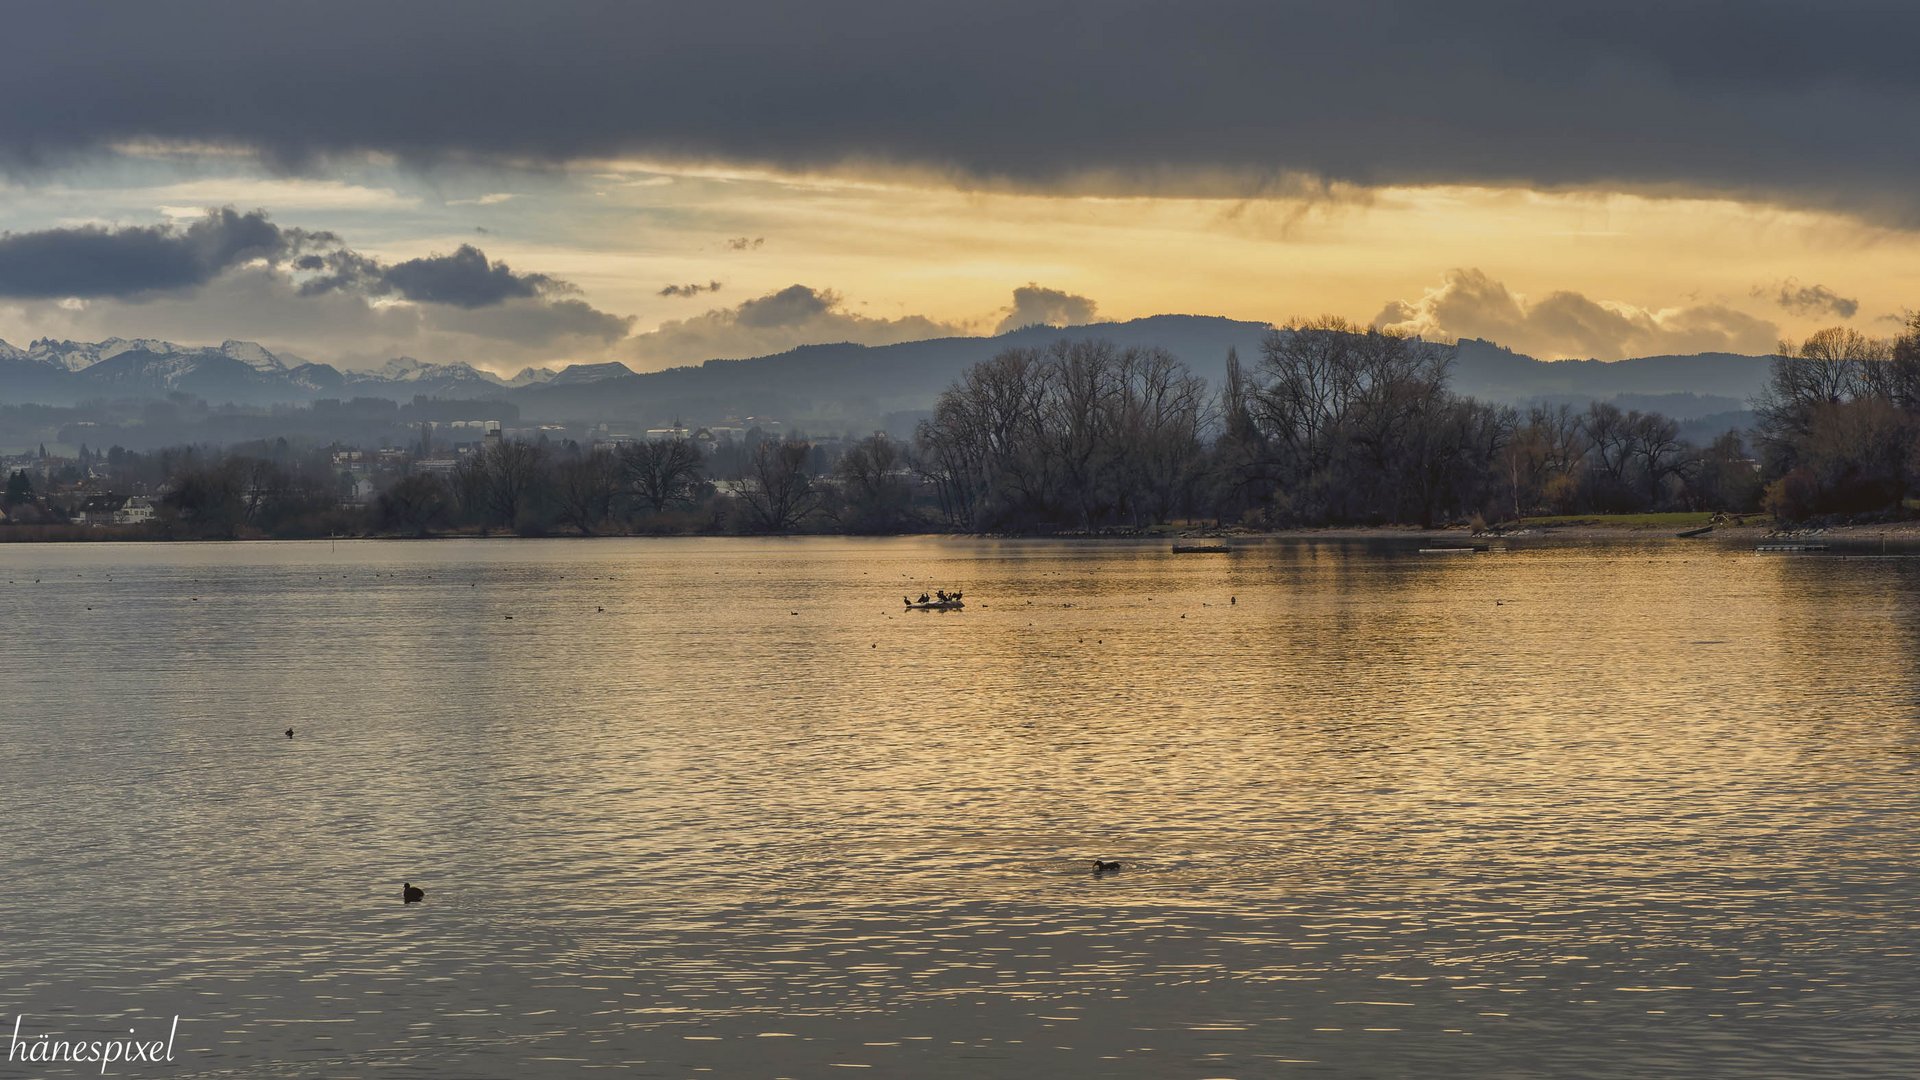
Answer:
1092, 860, 1122, 873
285, 728, 294, 739
403, 882, 425, 904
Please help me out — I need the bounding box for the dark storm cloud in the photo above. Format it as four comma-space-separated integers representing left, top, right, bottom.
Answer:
0, 204, 633, 356
381, 245, 554, 308
7, 2, 1920, 220
295, 243, 586, 313
0, 208, 320, 298
1757, 279, 1860, 320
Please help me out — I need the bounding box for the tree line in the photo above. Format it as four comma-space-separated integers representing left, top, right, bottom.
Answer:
913, 314, 1920, 530
47, 311, 1920, 538
915, 321, 1768, 531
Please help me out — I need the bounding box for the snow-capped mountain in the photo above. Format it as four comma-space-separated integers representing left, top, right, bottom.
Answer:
217, 340, 289, 374
20, 337, 184, 372
353, 357, 506, 386
545, 361, 635, 386
0, 336, 295, 375
507, 366, 559, 387
0, 335, 596, 405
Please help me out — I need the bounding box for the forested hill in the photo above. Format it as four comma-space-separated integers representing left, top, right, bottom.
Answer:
514, 317, 1772, 424
511, 316, 1270, 423
0, 317, 1774, 426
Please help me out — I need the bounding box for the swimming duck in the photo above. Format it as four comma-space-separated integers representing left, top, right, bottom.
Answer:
402, 882, 425, 904
1092, 860, 1122, 873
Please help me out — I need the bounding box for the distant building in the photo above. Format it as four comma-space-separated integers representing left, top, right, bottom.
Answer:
113, 496, 155, 525
70, 494, 123, 526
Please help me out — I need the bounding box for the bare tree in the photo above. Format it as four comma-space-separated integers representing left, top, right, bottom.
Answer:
834, 434, 914, 531
1627, 411, 1685, 505
1758, 326, 1895, 464
552, 449, 622, 534
451, 455, 490, 526
376, 473, 452, 536
739, 437, 819, 531
477, 438, 547, 528
621, 438, 704, 512
1580, 402, 1634, 487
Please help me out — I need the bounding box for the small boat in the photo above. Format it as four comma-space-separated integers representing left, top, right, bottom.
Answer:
1171, 543, 1231, 554
1676, 525, 1714, 538
1418, 544, 1487, 554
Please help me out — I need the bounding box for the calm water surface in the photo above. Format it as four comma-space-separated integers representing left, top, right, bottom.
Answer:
2, 536, 1919, 1078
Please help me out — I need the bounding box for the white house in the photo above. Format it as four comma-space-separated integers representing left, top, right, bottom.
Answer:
113, 496, 155, 525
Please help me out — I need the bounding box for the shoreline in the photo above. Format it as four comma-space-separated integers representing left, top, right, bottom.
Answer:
3, 520, 1917, 545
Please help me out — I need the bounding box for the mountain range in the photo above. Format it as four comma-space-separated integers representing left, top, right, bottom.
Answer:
0, 317, 1775, 427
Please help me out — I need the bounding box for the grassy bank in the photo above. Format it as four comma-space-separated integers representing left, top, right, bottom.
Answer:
1521, 512, 1721, 531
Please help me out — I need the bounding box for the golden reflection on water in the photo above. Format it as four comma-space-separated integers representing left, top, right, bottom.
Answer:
1, 537, 1919, 1077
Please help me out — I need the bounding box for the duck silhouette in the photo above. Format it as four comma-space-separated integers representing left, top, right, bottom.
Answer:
402, 882, 424, 904
285, 728, 294, 739
1091, 860, 1122, 874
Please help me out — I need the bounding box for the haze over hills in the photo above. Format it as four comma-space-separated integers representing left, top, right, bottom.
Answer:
0, 316, 1775, 430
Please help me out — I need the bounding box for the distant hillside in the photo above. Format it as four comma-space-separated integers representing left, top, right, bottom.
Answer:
512, 315, 1269, 425
1450, 339, 1772, 414
0, 320, 1778, 430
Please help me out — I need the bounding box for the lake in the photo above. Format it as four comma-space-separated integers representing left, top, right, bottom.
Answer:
1, 536, 1918, 1078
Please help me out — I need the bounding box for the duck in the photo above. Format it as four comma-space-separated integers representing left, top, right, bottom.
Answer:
1091, 859, 1122, 873
402, 882, 425, 904
285, 728, 294, 739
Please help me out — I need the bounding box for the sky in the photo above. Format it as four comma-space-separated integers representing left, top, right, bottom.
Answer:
0, 0, 1916, 376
